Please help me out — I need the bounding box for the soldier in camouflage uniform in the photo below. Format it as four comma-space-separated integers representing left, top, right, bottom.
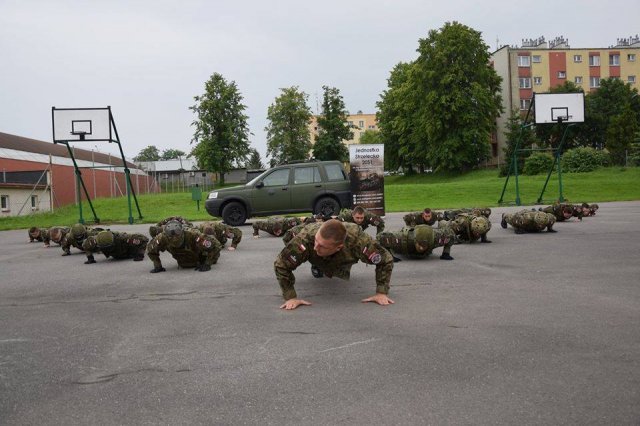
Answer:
376, 224, 455, 260
83, 230, 149, 264
274, 219, 394, 310
281, 214, 329, 244
146, 221, 222, 272
445, 214, 492, 243
337, 205, 385, 234
27, 227, 49, 244
61, 224, 103, 255
45, 226, 70, 247
576, 202, 599, 217
252, 216, 302, 238
403, 208, 442, 227
442, 207, 492, 221
501, 210, 557, 234
198, 221, 243, 251
149, 216, 193, 238
539, 203, 577, 222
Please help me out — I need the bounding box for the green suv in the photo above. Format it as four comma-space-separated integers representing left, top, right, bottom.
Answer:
205, 160, 352, 226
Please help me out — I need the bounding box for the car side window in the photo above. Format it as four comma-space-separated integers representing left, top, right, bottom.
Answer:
262, 169, 290, 186
294, 167, 321, 184
325, 164, 346, 181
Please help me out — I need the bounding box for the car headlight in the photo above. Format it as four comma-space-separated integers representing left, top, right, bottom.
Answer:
208, 192, 218, 199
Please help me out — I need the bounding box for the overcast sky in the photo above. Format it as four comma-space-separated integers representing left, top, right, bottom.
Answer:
1, 0, 638, 162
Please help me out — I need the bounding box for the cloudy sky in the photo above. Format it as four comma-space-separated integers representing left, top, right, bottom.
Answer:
1, 0, 638, 162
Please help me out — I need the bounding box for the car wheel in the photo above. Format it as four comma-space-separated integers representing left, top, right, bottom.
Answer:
314, 197, 340, 217
222, 202, 247, 226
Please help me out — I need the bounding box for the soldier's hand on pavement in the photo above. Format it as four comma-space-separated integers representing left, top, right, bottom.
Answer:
279, 298, 312, 310
361, 293, 395, 306
227, 246, 236, 251
150, 267, 166, 273
253, 235, 260, 239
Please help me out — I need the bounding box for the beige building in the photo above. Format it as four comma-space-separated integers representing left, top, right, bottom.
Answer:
308, 113, 378, 148
490, 35, 640, 166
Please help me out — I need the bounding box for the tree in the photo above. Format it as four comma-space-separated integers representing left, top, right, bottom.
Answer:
607, 107, 639, 165
412, 21, 503, 171
377, 61, 423, 173
189, 73, 251, 185
133, 145, 160, 162
265, 86, 313, 165
246, 148, 264, 169
160, 149, 186, 160
359, 129, 382, 145
500, 109, 539, 176
312, 86, 352, 162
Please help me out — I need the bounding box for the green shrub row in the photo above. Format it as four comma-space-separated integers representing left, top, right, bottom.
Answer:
521, 147, 611, 174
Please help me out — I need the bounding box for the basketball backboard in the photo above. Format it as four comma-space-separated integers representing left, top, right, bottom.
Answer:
52, 107, 113, 142
533, 93, 585, 124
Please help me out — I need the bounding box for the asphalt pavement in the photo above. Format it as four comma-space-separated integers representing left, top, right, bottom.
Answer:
1, 202, 639, 425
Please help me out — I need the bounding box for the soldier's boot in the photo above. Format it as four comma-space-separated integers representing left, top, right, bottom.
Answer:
84, 255, 96, 264
481, 235, 492, 243
547, 226, 557, 233
61, 250, 71, 256
500, 214, 508, 229
150, 266, 166, 273
311, 265, 324, 278
440, 252, 454, 260
198, 264, 211, 272
133, 252, 144, 261
252, 225, 260, 238
392, 255, 402, 263
514, 228, 526, 234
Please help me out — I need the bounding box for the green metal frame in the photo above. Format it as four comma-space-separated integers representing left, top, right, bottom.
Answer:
52, 106, 143, 224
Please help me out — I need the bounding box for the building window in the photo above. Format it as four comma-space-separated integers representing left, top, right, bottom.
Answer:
589, 55, 600, 66
1, 195, 8, 212
532, 55, 541, 63
629, 75, 637, 84
519, 77, 531, 88
347, 121, 353, 126
358, 120, 364, 128
31, 195, 38, 210
590, 76, 601, 88
517, 56, 531, 67
520, 98, 531, 110
557, 71, 566, 79
534, 76, 542, 85
575, 76, 583, 84
609, 54, 620, 66
573, 54, 582, 63
368, 125, 376, 129
628, 54, 636, 62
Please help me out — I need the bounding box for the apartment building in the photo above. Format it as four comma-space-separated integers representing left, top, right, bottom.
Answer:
490, 35, 640, 166
308, 112, 378, 148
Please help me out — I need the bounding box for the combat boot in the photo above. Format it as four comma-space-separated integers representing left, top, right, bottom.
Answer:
311, 265, 324, 278
500, 214, 508, 229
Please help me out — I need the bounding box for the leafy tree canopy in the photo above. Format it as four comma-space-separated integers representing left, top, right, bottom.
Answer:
265, 86, 313, 165
190, 72, 251, 185
246, 148, 264, 170
312, 86, 352, 162
160, 149, 186, 160
133, 145, 160, 162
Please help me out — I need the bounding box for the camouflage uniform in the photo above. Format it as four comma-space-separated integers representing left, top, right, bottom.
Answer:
274, 222, 394, 300
83, 231, 149, 263
198, 221, 243, 248
146, 228, 222, 271
442, 208, 492, 221
46, 226, 70, 246
377, 224, 455, 259
28, 227, 49, 243
445, 214, 492, 243
61, 224, 103, 255
252, 217, 302, 237
501, 210, 557, 234
337, 208, 385, 234
539, 203, 578, 222
402, 211, 442, 227
149, 216, 193, 238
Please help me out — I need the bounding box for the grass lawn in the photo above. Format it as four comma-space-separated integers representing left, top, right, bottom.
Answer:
1, 167, 638, 230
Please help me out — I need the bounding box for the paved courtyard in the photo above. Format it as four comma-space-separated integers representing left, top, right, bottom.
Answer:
1, 202, 639, 425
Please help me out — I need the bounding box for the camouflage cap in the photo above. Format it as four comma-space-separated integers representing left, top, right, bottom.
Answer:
71, 224, 87, 239
96, 231, 115, 248
470, 217, 489, 235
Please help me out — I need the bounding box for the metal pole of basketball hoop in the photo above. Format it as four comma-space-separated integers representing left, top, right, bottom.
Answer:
537, 119, 576, 204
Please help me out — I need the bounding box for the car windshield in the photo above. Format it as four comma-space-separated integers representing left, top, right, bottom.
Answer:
246, 172, 268, 186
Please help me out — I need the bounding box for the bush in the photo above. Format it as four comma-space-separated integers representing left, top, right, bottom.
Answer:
523, 152, 554, 175
561, 147, 610, 172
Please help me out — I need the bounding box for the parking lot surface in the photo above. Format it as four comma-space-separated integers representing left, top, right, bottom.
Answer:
1, 202, 639, 425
